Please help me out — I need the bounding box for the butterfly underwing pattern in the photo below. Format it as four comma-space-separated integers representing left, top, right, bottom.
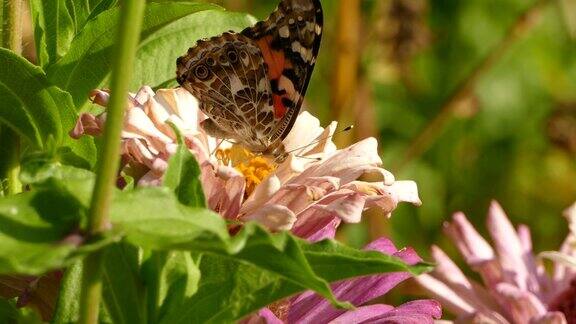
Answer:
176, 0, 323, 162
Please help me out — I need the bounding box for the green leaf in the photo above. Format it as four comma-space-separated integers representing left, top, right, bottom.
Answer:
0, 299, 18, 323
0, 165, 107, 275
0, 49, 96, 167
109, 189, 428, 321
20, 161, 95, 208
141, 251, 200, 323
0, 187, 84, 275
111, 188, 229, 250
65, 0, 119, 33
0, 49, 60, 148
46, 2, 222, 110
84, 0, 119, 23
101, 244, 146, 324
29, 0, 76, 67
164, 143, 206, 208
131, 9, 255, 89
160, 241, 431, 323
52, 261, 83, 324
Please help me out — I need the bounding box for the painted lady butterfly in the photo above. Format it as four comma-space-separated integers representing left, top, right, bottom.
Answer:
176, 0, 323, 162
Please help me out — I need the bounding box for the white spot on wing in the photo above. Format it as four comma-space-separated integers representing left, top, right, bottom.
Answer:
279, 25, 290, 38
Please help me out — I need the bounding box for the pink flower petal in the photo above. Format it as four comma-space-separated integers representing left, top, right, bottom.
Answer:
242, 308, 283, 324
70, 113, 104, 139
283, 111, 334, 155
291, 207, 341, 241
242, 176, 340, 218
315, 192, 365, 223
445, 212, 505, 288
366, 300, 442, 324
445, 212, 495, 263
414, 274, 475, 316
518, 224, 551, 300
428, 246, 503, 314
154, 88, 200, 132
89, 89, 111, 106
341, 180, 421, 217
124, 107, 173, 153
202, 164, 245, 220
531, 312, 568, 324
487, 201, 532, 291
496, 283, 547, 323
291, 138, 383, 185
330, 304, 394, 324
244, 205, 296, 231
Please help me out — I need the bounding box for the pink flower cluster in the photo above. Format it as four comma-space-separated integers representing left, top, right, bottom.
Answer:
416, 201, 576, 323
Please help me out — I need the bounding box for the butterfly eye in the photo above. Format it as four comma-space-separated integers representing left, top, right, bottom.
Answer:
227, 51, 238, 63
194, 65, 210, 80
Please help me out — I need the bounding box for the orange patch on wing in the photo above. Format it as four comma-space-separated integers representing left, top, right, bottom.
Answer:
255, 36, 285, 79
273, 94, 287, 119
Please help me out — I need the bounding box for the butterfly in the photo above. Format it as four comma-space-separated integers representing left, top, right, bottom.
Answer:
176, 0, 323, 163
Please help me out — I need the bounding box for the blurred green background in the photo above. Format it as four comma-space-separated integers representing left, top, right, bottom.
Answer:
210, 0, 576, 256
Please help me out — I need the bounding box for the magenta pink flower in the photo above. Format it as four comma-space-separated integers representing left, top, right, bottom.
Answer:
244, 238, 441, 324
415, 201, 576, 323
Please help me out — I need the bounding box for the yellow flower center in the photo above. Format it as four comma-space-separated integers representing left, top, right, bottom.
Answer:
216, 146, 276, 197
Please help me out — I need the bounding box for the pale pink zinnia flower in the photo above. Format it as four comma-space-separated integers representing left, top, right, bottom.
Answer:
71, 86, 421, 237
415, 201, 576, 323
70, 86, 438, 322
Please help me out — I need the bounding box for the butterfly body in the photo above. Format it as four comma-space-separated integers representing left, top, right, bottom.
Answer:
176, 0, 323, 162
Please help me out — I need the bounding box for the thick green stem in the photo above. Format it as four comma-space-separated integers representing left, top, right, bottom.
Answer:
78, 1, 145, 323
1, 0, 23, 195
2, 0, 22, 53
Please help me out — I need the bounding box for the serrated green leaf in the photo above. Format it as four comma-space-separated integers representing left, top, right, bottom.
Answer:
132, 9, 255, 89
20, 162, 95, 208
109, 189, 428, 321
0, 188, 84, 275
29, 0, 76, 67
110, 188, 229, 250
85, 0, 119, 23
0, 49, 62, 148
0, 165, 106, 275
164, 143, 206, 208
160, 241, 430, 323
65, 0, 116, 33
0, 49, 96, 167
47, 2, 222, 110
52, 261, 83, 324
142, 251, 201, 323
0, 299, 18, 323
101, 244, 146, 324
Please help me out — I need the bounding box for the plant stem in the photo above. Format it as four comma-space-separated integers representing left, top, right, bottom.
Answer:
1, 0, 23, 195
396, 0, 552, 171
2, 0, 22, 54
332, 0, 360, 148
78, 1, 145, 323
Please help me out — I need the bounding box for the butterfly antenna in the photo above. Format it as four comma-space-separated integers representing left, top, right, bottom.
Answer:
288, 125, 354, 155
210, 139, 225, 157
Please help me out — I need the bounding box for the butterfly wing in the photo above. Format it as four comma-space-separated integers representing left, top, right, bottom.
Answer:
176, 0, 323, 152
177, 33, 277, 152
243, 0, 323, 141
